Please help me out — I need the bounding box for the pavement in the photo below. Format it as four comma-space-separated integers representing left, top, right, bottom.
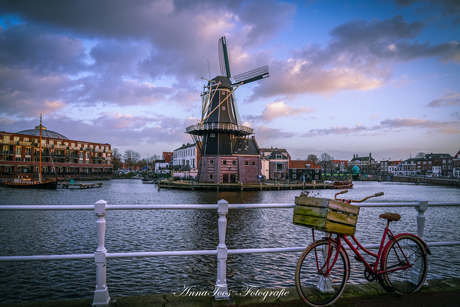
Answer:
0, 278, 459, 307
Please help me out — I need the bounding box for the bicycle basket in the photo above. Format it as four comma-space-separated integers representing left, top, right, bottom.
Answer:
293, 196, 360, 236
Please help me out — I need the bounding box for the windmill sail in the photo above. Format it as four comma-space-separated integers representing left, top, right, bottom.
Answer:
218, 37, 231, 78
233, 65, 269, 85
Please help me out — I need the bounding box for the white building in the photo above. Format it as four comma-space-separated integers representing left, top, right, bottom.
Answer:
172, 143, 199, 178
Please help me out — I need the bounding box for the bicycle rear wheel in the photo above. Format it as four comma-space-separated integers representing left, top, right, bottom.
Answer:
295, 239, 349, 307
382, 234, 428, 294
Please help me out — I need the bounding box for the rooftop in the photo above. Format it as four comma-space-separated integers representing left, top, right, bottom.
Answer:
16, 125, 68, 140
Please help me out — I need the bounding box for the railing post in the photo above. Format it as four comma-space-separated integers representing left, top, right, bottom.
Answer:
93, 200, 110, 306
215, 199, 229, 300
415, 199, 429, 287
416, 199, 428, 239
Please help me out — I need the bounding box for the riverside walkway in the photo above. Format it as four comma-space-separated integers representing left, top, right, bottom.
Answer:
1, 278, 459, 307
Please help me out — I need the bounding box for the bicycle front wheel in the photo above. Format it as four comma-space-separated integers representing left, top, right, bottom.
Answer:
295, 240, 350, 307
382, 234, 428, 294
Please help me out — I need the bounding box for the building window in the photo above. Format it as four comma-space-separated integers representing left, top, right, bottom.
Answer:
232, 161, 236, 165
223, 160, 227, 165
245, 161, 249, 166
276, 163, 283, 170
209, 174, 213, 180
252, 161, 256, 166
210, 160, 214, 165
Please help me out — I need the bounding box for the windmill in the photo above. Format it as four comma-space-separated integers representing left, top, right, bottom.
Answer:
186, 37, 269, 183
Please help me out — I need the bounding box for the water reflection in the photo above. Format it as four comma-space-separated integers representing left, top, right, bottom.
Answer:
0, 180, 459, 303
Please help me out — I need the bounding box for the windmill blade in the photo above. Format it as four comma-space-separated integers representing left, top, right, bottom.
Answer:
233, 65, 269, 85
218, 37, 231, 78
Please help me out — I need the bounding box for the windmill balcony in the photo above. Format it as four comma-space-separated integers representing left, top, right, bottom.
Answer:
186, 123, 253, 135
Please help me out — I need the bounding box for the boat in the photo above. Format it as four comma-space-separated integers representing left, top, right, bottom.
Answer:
332, 180, 353, 189
142, 177, 155, 184
3, 114, 58, 189
3, 174, 58, 189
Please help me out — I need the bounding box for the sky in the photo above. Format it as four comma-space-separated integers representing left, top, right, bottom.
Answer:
0, 0, 459, 161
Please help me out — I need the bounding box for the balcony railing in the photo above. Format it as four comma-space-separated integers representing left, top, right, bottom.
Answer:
185, 123, 254, 135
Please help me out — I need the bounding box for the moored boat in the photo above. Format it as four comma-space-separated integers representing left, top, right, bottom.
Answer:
3, 175, 58, 189
333, 180, 353, 189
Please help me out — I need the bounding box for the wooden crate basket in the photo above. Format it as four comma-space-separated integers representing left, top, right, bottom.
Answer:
293, 196, 360, 236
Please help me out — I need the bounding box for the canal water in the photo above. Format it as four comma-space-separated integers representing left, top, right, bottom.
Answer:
0, 180, 459, 303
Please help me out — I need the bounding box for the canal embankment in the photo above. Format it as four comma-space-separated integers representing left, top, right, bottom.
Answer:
0, 278, 458, 307
157, 180, 335, 190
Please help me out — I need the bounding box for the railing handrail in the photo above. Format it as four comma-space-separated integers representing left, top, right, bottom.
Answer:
1, 201, 459, 211
1, 200, 460, 306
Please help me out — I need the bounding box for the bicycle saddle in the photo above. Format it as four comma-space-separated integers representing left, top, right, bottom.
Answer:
379, 212, 401, 221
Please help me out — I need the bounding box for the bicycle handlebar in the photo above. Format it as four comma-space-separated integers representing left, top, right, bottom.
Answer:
334, 190, 384, 202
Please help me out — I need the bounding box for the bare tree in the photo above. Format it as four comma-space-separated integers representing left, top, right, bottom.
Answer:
307, 154, 319, 164
124, 150, 141, 170
319, 152, 334, 171
112, 148, 122, 170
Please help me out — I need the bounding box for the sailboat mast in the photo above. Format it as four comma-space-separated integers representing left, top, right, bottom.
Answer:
39, 114, 42, 182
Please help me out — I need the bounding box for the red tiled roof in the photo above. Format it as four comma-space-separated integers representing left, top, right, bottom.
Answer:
289, 160, 321, 169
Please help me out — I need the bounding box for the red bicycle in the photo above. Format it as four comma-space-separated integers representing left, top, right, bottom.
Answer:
295, 191, 430, 307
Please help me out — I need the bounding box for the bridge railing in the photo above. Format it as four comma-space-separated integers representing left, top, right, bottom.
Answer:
0, 200, 459, 306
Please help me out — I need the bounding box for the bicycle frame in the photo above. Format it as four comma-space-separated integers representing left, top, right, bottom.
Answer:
316, 224, 416, 277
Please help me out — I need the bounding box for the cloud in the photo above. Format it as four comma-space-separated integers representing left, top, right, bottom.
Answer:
0, 0, 295, 114
250, 15, 460, 99
302, 117, 460, 136
380, 117, 460, 133
394, 0, 460, 25
254, 125, 295, 143
426, 91, 460, 107
260, 101, 314, 121
302, 123, 374, 137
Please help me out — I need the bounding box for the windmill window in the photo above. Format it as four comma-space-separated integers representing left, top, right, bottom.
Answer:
223, 160, 227, 165
252, 161, 256, 166
245, 161, 249, 166
232, 161, 236, 165
210, 160, 214, 165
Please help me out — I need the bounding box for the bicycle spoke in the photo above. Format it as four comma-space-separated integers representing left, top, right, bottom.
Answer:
296, 240, 349, 307
382, 235, 428, 294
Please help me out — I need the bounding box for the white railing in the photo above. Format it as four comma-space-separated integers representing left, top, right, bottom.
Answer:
0, 200, 459, 306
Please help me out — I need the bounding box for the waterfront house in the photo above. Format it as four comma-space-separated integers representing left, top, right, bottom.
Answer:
453, 150, 460, 178
417, 153, 453, 176
172, 143, 200, 178
288, 160, 321, 182
349, 153, 379, 175
332, 160, 348, 172
265, 149, 290, 180
400, 158, 421, 176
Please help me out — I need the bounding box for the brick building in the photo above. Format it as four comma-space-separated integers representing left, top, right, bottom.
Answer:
0, 124, 113, 178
